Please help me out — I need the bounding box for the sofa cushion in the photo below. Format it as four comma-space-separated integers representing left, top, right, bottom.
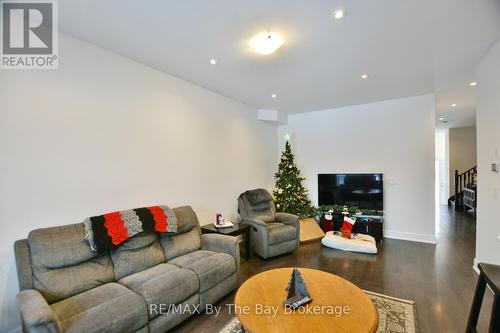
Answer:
111, 232, 166, 280
118, 263, 199, 319
252, 201, 271, 211
267, 223, 297, 245
199, 274, 237, 308
29, 223, 96, 268
240, 196, 276, 222
148, 294, 199, 333
168, 250, 236, 293
173, 206, 199, 234
159, 227, 201, 261
159, 206, 202, 261
28, 223, 114, 303
51, 282, 147, 333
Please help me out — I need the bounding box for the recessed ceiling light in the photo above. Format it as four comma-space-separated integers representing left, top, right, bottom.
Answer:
451, 103, 457, 107
470, 82, 477, 86
361, 74, 368, 79
209, 59, 217, 65
271, 94, 277, 98
331, 10, 346, 20
249, 32, 284, 55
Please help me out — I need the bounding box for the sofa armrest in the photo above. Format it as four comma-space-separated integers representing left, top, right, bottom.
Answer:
275, 212, 299, 228
17, 289, 62, 333
201, 234, 241, 275
241, 218, 267, 229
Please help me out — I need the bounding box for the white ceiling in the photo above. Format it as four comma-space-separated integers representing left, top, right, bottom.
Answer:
59, 0, 500, 127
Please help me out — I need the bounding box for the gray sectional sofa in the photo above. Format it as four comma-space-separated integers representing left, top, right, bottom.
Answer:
14, 206, 240, 333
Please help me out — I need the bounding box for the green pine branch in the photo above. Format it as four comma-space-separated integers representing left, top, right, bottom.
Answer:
273, 141, 315, 218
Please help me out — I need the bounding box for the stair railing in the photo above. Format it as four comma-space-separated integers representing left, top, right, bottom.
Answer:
454, 166, 477, 206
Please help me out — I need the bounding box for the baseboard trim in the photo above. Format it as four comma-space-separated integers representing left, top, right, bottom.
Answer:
473, 259, 496, 293
473, 258, 480, 275
384, 230, 438, 244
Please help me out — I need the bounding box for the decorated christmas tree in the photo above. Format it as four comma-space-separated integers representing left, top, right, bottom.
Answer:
273, 140, 315, 218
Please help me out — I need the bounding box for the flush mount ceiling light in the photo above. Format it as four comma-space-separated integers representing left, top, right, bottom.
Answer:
331, 10, 346, 20
361, 74, 368, 79
209, 59, 217, 65
271, 94, 277, 98
249, 32, 284, 55
439, 117, 445, 121
470, 81, 477, 86
451, 103, 457, 107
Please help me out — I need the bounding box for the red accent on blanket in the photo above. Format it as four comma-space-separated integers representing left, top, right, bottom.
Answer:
148, 206, 168, 232
103, 212, 129, 245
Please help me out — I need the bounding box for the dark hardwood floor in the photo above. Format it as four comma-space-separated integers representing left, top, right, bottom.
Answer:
173, 207, 492, 333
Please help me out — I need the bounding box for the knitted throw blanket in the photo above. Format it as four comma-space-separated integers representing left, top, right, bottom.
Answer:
83, 205, 177, 253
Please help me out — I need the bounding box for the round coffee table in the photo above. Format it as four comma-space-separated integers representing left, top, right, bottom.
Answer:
234, 267, 378, 333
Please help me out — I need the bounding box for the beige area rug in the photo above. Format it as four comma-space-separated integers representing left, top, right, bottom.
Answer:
219, 290, 419, 333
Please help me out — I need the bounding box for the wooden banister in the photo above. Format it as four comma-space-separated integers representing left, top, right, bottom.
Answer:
454, 166, 477, 210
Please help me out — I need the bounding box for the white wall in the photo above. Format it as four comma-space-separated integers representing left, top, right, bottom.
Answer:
475, 38, 500, 266
0, 34, 277, 332
449, 126, 477, 195
278, 95, 436, 243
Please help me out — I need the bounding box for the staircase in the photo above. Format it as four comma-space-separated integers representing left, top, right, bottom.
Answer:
448, 166, 477, 211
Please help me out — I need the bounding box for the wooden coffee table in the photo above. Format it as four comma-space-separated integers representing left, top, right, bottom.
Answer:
234, 268, 378, 333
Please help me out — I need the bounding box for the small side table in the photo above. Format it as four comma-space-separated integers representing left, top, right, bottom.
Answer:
466, 263, 500, 333
201, 223, 251, 260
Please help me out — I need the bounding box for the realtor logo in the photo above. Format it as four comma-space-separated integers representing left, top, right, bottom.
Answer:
1, 0, 58, 69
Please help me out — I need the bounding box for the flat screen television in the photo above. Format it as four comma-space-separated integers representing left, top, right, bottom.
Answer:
318, 173, 383, 211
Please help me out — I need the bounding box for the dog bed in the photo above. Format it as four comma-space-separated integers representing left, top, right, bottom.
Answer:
321, 231, 377, 254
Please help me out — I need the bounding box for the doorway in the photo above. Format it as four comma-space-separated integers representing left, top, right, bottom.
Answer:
435, 130, 449, 233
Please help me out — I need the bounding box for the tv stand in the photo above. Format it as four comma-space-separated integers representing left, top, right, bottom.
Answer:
352, 214, 383, 242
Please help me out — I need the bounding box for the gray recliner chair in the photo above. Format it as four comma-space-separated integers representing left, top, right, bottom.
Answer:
238, 189, 300, 259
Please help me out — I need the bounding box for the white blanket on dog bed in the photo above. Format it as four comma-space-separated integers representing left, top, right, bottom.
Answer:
321, 231, 377, 254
